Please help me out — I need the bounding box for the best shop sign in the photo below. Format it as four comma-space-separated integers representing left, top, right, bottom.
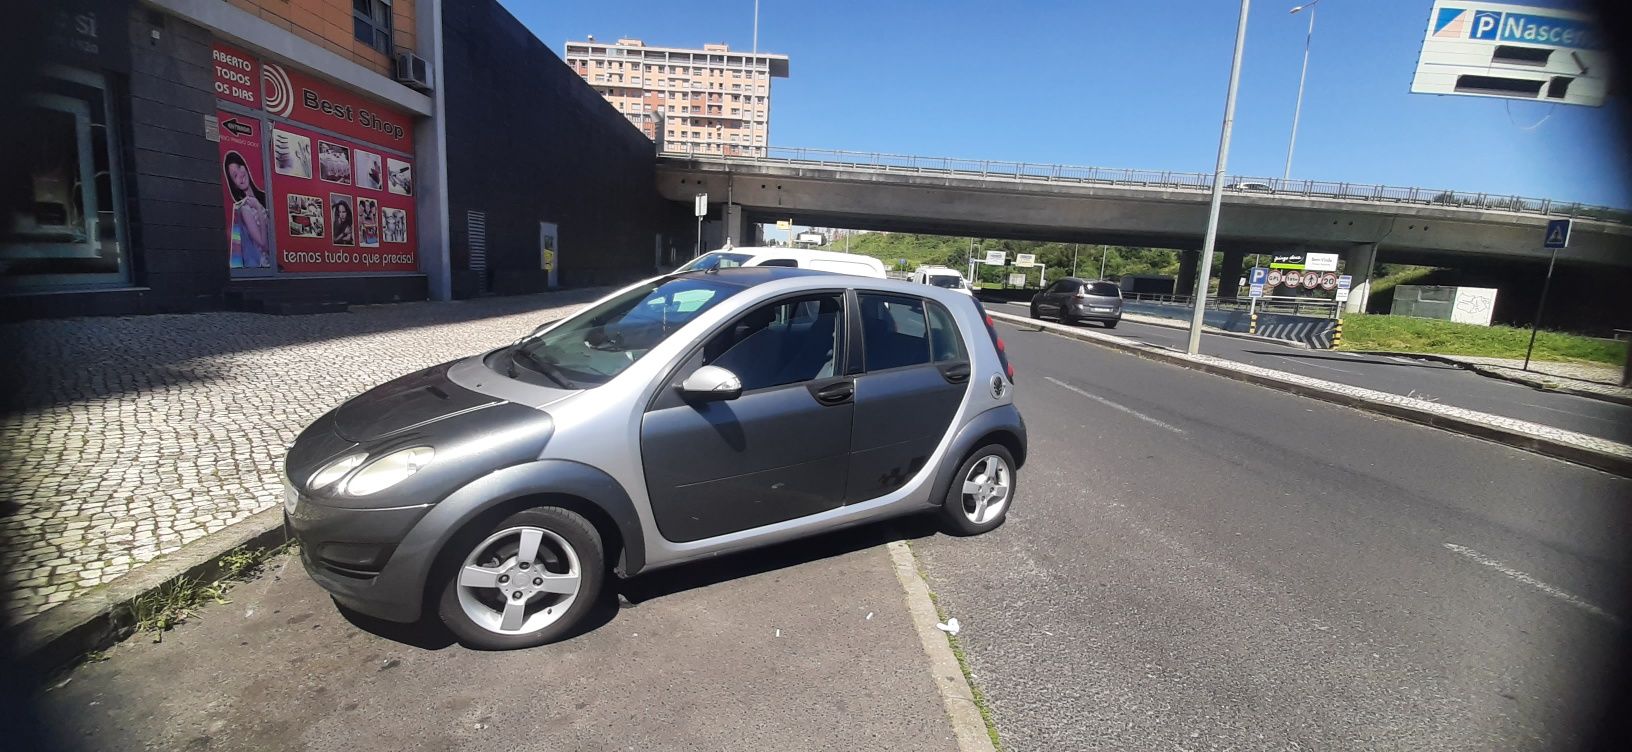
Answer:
262, 61, 412, 149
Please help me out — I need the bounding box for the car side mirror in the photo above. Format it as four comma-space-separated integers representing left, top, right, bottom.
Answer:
678, 365, 742, 402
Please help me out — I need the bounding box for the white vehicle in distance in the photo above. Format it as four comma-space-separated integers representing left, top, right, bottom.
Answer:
677, 246, 887, 278
909, 265, 973, 295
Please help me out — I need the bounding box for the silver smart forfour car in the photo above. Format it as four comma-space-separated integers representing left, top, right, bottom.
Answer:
283, 267, 1026, 649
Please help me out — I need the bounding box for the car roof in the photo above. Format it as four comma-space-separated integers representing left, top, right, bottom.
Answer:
670, 266, 975, 304
703, 247, 885, 265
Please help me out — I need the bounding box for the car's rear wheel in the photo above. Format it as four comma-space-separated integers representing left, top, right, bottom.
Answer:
940, 444, 1016, 536
1029, 302, 1041, 319
436, 506, 603, 650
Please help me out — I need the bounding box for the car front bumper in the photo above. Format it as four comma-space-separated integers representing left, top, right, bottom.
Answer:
284, 482, 434, 622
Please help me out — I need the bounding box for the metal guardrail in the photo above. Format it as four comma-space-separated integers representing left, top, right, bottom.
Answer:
661, 145, 1630, 225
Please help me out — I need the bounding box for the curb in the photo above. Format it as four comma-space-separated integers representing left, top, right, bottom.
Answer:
1116, 311, 1315, 349
1351, 350, 1632, 408
9, 507, 288, 677
886, 540, 998, 752
999, 301, 1313, 350
990, 310, 1632, 478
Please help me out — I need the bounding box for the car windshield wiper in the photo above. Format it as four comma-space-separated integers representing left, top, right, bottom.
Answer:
510, 346, 576, 389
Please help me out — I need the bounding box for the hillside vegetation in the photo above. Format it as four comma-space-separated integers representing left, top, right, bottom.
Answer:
820, 233, 1182, 286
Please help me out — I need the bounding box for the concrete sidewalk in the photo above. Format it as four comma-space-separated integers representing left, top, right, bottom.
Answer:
38, 525, 962, 752
1370, 352, 1632, 407
0, 290, 606, 626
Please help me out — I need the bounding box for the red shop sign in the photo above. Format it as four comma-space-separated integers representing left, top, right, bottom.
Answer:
268, 121, 416, 273
261, 61, 414, 151
211, 42, 260, 108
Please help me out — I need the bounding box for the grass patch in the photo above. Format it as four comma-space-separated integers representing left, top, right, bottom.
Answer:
1338, 313, 1628, 365
913, 551, 1004, 751
126, 542, 289, 642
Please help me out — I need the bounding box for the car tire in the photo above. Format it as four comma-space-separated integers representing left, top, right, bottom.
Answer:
1029, 302, 1041, 320
1102, 319, 1118, 329
1059, 308, 1076, 325
940, 444, 1017, 536
436, 506, 604, 650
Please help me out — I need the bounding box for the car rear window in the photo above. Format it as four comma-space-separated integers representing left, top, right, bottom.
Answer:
859, 293, 931, 371
677, 252, 754, 272
1085, 282, 1121, 297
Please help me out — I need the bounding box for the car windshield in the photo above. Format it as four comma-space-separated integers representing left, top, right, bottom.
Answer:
508, 276, 739, 387
676, 252, 754, 272
928, 275, 965, 289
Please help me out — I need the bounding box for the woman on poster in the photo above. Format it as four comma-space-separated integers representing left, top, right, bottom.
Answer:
331, 197, 355, 246
223, 151, 270, 268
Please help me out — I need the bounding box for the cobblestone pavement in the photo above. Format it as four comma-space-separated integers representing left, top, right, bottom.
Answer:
0, 289, 606, 624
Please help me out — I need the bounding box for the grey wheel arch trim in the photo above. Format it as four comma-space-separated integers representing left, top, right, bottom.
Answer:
381, 459, 645, 620
927, 403, 1027, 508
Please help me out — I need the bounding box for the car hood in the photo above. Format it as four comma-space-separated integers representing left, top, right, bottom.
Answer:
332, 360, 501, 443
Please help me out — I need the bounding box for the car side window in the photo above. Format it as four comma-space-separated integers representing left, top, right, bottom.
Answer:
1046, 280, 1073, 294
703, 293, 843, 391
926, 301, 967, 363
859, 294, 931, 371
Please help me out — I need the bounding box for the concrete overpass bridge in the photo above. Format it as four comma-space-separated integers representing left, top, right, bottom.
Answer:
656, 147, 1632, 312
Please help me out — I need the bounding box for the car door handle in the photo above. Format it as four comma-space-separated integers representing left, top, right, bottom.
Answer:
812, 380, 854, 405
940, 362, 971, 384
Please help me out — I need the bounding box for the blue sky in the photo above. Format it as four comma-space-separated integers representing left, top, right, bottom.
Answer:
502, 0, 1629, 207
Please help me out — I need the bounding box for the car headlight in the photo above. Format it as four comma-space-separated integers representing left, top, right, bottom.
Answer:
342, 447, 435, 496
308, 453, 366, 490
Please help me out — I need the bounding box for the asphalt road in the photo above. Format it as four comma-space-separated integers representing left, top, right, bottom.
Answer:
36, 526, 958, 752
1007, 303, 1632, 444
913, 320, 1631, 751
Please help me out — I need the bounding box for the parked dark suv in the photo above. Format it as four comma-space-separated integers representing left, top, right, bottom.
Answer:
284, 267, 1026, 649
1029, 277, 1122, 328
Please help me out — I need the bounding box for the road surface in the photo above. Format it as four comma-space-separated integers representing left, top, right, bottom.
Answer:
1008, 303, 1632, 444
912, 320, 1630, 750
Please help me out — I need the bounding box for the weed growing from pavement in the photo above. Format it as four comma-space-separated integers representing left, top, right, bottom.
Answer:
127, 541, 293, 642
913, 545, 1005, 752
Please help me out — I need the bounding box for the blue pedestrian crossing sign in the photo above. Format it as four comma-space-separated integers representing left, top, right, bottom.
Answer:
1544, 219, 1572, 249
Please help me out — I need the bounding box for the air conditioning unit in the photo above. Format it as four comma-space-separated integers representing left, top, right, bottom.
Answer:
395, 51, 432, 91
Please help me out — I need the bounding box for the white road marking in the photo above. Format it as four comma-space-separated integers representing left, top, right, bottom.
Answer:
1515, 401, 1619, 424
1043, 376, 1186, 434
1272, 354, 1360, 375
1443, 543, 1620, 625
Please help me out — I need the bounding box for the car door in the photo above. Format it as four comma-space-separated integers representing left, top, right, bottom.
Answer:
1039, 280, 1068, 314
641, 291, 854, 542
843, 293, 971, 503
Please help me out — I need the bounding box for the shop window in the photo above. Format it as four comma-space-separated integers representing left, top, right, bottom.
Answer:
353, 0, 393, 54
3, 70, 128, 289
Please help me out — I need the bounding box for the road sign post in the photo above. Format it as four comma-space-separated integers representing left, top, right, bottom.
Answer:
693, 193, 707, 258
1524, 219, 1572, 370
1247, 267, 1267, 333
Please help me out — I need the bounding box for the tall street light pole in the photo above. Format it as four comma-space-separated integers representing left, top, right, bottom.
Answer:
1284, 0, 1320, 182
1187, 0, 1251, 356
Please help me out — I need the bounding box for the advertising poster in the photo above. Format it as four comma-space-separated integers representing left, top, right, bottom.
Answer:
268, 121, 414, 272
211, 42, 259, 109
355, 149, 383, 191
217, 112, 271, 269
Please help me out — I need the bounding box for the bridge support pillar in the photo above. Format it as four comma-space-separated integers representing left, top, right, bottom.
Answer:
1218, 250, 1246, 300
724, 204, 745, 247
1344, 243, 1378, 313
1176, 251, 1200, 300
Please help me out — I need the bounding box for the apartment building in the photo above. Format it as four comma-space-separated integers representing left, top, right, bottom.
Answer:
563, 38, 790, 156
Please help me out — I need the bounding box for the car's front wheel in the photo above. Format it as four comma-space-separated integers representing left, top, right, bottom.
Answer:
940, 444, 1017, 536
436, 506, 604, 650
1029, 302, 1041, 319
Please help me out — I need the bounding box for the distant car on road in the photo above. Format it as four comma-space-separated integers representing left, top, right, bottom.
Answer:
1227, 180, 1274, 192
909, 265, 973, 295
1030, 277, 1122, 328
284, 267, 1025, 649
676, 246, 887, 278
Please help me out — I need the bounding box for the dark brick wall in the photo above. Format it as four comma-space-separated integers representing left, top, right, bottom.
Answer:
125, 9, 228, 312
441, 0, 688, 295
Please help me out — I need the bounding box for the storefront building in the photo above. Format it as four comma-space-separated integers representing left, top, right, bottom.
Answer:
4, 0, 449, 318
4, 0, 690, 321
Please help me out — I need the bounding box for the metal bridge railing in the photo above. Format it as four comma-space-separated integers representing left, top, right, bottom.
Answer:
663, 145, 1630, 225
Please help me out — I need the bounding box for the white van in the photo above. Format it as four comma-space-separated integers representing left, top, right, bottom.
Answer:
909, 265, 973, 295
676, 247, 887, 278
